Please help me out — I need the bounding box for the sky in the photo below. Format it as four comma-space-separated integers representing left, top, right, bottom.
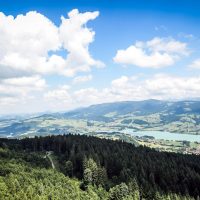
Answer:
1, 0, 200, 114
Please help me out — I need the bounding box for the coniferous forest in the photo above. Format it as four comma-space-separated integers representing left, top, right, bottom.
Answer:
1, 0, 200, 199
0, 134, 200, 199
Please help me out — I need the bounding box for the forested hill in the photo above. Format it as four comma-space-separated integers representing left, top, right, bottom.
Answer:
2, 99, 200, 138
61, 99, 200, 120
1, 135, 200, 199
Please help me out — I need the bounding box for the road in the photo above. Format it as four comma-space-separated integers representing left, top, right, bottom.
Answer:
46, 151, 55, 169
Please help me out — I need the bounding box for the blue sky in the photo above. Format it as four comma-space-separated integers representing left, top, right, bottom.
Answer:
0, 0, 200, 114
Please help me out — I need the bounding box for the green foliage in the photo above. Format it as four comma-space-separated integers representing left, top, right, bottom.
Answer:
0, 157, 105, 200
128, 179, 140, 200
109, 183, 129, 200
0, 135, 199, 199
83, 168, 93, 185
83, 158, 107, 187
65, 160, 73, 177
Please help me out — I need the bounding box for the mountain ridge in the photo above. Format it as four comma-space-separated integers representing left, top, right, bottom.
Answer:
1, 99, 200, 138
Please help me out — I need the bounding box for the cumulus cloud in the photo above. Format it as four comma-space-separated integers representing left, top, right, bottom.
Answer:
43, 74, 200, 111
73, 74, 93, 84
145, 37, 188, 55
143, 74, 200, 99
44, 85, 74, 110
113, 37, 188, 68
0, 11, 60, 77
44, 85, 71, 101
0, 10, 197, 114
3, 73, 200, 113
109, 74, 200, 100
0, 9, 104, 113
2, 76, 46, 88
189, 59, 200, 69
0, 9, 102, 78
0, 76, 46, 107
59, 9, 104, 76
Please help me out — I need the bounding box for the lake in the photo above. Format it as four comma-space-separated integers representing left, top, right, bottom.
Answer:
123, 129, 200, 142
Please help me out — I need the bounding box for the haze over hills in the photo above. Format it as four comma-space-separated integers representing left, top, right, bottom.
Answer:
1, 99, 200, 139
61, 99, 200, 120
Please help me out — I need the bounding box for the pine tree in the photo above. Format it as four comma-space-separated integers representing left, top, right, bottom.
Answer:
65, 160, 73, 177
128, 179, 140, 200
83, 168, 93, 186
109, 183, 129, 200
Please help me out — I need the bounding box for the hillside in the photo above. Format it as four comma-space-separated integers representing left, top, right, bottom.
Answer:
1, 100, 200, 138
62, 99, 200, 120
0, 148, 108, 200
0, 135, 200, 199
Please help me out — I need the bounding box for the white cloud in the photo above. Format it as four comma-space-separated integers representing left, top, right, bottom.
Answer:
43, 74, 200, 111
108, 74, 200, 101
111, 76, 129, 87
0, 9, 102, 78
0, 10, 197, 114
0, 11, 60, 77
114, 46, 174, 68
59, 9, 104, 76
44, 85, 71, 101
0, 76, 47, 107
2, 76, 46, 88
145, 37, 188, 55
0, 9, 104, 113
189, 59, 200, 69
143, 74, 200, 99
0, 11, 60, 57
114, 37, 188, 68
73, 74, 93, 84
73, 88, 109, 104
0, 76, 46, 96
2, 73, 200, 113
44, 85, 74, 111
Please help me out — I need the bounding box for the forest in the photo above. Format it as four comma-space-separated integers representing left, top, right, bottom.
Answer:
0, 134, 200, 200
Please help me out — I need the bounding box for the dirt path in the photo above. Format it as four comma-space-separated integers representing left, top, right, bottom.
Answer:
46, 151, 55, 169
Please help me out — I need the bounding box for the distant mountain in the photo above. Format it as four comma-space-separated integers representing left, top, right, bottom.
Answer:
1, 99, 200, 138
59, 99, 200, 121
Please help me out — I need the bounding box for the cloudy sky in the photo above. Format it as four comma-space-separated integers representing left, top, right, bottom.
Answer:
0, 0, 200, 114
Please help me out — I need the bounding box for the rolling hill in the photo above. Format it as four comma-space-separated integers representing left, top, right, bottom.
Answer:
1, 99, 200, 138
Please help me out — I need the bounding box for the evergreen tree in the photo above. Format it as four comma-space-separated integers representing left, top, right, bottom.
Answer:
109, 183, 129, 200
65, 160, 73, 177
128, 179, 140, 200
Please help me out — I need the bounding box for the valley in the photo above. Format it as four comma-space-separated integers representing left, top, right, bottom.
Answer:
1, 100, 200, 154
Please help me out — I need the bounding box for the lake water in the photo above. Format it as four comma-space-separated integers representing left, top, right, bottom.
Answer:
123, 129, 200, 142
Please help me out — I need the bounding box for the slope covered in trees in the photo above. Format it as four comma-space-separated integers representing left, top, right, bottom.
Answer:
0, 135, 200, 199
